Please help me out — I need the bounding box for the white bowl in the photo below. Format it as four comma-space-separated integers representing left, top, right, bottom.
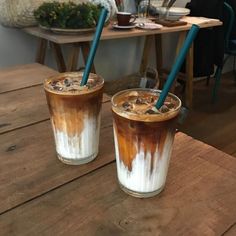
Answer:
167, 7, 190, 16
165, 15, 183, 21
156, 7, 190, 21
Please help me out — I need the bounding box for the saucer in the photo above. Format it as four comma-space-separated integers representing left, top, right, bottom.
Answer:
39, 25, 95, 34
112, 23, 136, 29
137, 23, 163, 30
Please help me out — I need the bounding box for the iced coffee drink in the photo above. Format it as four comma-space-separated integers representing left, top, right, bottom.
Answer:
44, 72, 104, 165
112, 88, 181, 198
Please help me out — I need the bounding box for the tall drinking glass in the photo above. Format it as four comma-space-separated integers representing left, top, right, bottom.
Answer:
44, 72, 104, 165
112, 88, 181, 198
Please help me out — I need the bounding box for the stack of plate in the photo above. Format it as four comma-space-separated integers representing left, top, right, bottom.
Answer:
156, 7, 190, 21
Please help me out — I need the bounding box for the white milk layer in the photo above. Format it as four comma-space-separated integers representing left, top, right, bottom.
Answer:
114, 129, 174, 193
52, 113, 101, 160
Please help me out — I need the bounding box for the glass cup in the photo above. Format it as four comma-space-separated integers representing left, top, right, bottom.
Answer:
138, 0, 148, 18
111, 88, 181, 198
157, 7, 169, 20
44, 72, 104, 165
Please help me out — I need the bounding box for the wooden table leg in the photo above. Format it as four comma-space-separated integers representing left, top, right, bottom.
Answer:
36, 39, 47, 64
81, 42, 96, 73
67, 43, 80, 72
170, 31, 187, 93
185, 42, 194, 108
139, 35, 153, 75
49, 42, 66, 72
175, 32, 186, 60
154, 34, 163, 88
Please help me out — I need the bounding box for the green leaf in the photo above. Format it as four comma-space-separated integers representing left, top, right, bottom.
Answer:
34, 2, 102, 29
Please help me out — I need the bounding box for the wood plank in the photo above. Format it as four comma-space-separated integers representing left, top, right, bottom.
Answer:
179, 74, 236, 157
171, 31, 186, 92
0, 119, 114, 214
185, 42, 194, 108
67, 43, 80, 71
50, 42, 66, 72
35, 39, 47, 64
0, 63, 58, 94
139, 35, 153, 74
0, 85, 48, 134
223, 224, 236, 236
0, 85, 111, 134
155, 34, 163, 87
1, 133, 236, 235
23, 21, 222, 44
81, 42, 96, 73
181, 113, 236, 156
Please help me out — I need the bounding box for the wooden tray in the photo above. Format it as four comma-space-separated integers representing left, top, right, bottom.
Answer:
155, 19, 187, 27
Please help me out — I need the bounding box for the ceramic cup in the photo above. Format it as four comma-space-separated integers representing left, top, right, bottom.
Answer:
116, 12, 136, 26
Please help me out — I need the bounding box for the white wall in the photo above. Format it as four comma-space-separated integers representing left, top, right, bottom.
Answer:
0, 27, 37, 67
0, 0, 231, 81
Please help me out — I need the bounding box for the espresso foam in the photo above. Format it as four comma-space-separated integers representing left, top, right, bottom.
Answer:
44, 72, 103, 95
112, 89, 181, 122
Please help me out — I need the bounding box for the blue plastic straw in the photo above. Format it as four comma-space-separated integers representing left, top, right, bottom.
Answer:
80, 8, 108, 86
155, 24, 200, 109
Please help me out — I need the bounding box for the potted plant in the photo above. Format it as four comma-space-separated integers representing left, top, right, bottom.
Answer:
34, 2, 102, 29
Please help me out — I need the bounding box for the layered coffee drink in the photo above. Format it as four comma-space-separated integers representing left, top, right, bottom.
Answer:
112, 89, 181, 198
44, 72, 104, 165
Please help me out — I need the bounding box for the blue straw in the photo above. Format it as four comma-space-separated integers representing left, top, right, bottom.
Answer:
80, 8, 108, 86
155, 24, 200, 109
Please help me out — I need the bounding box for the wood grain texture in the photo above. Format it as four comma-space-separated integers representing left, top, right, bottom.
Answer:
169, 31, 186, 93
23, 22, 222, 44
81, 42, 96, 73
0, 85, 48, 134
179, 74, 236, 158
0, 63, 58, 94
223, 224, 236, 236
50, 42, 66, 72
36, 39, 48, 64
0, 64, 113, 213
1, 133, 236, 235
1, 64, 236, 235
0, 85, 111, 134
185, 42, 194, 108
0, 119, 114, 214
155, 34, 163, 87
67, 43, 80, 71
139, 35, 153, 74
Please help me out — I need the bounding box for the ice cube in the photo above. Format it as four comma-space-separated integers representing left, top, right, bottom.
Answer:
160, 105, 170, 113
145, 109, 156, 114
122, 102, 131, 111
135, 97, 146, 104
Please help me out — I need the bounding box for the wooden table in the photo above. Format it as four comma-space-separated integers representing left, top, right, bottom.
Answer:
1, 64, 236, 235
23, 20, 222, 108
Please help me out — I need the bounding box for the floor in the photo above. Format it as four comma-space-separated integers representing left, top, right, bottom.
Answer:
178, 72, 236, 158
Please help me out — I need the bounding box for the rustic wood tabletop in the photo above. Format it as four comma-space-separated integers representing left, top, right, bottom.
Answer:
0, 64, 236, 235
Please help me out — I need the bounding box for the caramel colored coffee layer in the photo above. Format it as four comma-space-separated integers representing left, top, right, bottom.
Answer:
113, 112, 176, 171
44, 72, 104, 137
112, 89, 181, 171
